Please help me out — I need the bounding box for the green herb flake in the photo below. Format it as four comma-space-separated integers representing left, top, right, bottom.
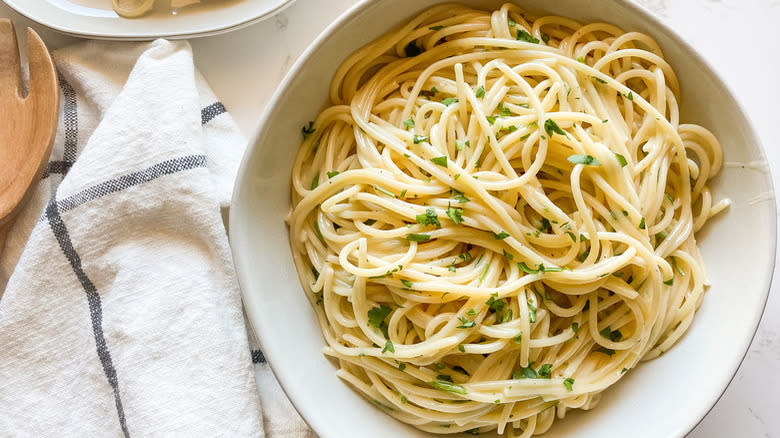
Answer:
416, 208, 441, 228
563, 378, 575, 391
527, 299, 537, 323
508, 19, 517, 27
514, 363, 537, 379
503, 249, 514, 260
452, 189, 470, 204
639, 217, 646, 230
382, 340, 395, 354
406, 233, 432, 242
428, 380, 467, 395
577, 56, 585, 63
671, 256, 685, 276
626, 91, 634, 101
441, 97, 459, 106
475, 85, 486, 98
368, 305, 392, 328
571, 322, 579, 334
493, 231, 510, 240
457, 317, 475, 329
403, 118, 415, 128
518, 262, 539, 275
538, 364, 552, 378
615, 153, 628, 167
568, 154, 600, 166
399, 363, 407, 371
542, 33, 550, 44
431, 156, 448, 168
302, 121, 316, 139
400, 279, 413, 289
486, 115, 497, 125
446, 205, 464, 224
544, 119, 567, 138
566, 231, 577, 242
364, 219, 377, 226
375, 186, 396, 198
458, 344, 466, 353
513, 332, 523, 344
429, 25, 444, 31
516, 29, 540, 43
326, 170, 340, 179
310, 173, 320, 190
593, 76, 607, 84
404, 42, 422, 57
413, 135, 429, 144
664, 277, 674, 286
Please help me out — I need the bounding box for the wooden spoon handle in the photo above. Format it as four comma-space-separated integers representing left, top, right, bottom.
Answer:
0, 221, 8, 258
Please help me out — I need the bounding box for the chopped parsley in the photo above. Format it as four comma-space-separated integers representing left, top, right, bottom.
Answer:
429, 25, 444, 31
593, 76, 607, 84
516, 29, 539, 43
513, 362, 538, 379
363, 219, 377, 226
302, 121, 316, 139
310, 173, 320, 190
431, 156, 448, 167
452, 189, 470, 203
446, 205, 464, 224
399, 363, 406, 371
563, 378, 575, 391
382, 340, 395, 354
374, 186, 396, 198
527, 299, 537, 323
518, 262, 539, 275
567, 154, 600, 166
416, 208, 441, 227
413, 135, 429, 144
615, 153, 628, 167
457, 317, 475, 329
513, 332, 523, 344
326, 170, 339, 178
639, 217, 646, 230
404, 42, 422, 57
625, 91, 634, 101
542, 33, 550, 44
368, 305, 392, 328
403, 118, 415, 128
544, 119, 567, 137
428, 380, 467, 394
503, 249, 513, 260
475, 85, 485, 98
493, 231, 510, 240
406, 233, 432, 242
441, 97, 459, 106
400, 279, 413, 289
538, 364, 552, 378
486, 115, 497, 125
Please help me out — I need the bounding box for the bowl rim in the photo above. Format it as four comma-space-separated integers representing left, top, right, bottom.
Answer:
230, 0, 777, 436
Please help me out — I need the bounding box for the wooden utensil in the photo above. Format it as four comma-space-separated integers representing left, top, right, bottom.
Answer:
0, 20, 59, 255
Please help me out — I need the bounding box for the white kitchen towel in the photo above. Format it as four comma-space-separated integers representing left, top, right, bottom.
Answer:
0, 39, 263, 437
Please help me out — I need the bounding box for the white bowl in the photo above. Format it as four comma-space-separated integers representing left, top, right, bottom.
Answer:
231, 1, 776, 436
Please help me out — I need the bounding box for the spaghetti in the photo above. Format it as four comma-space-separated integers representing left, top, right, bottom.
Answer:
287, 3, 728, 436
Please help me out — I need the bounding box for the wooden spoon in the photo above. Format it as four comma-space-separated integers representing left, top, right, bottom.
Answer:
0, 20, 59, 255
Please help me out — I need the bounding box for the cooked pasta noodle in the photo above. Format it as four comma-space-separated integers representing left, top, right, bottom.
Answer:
287, 3, 728, 435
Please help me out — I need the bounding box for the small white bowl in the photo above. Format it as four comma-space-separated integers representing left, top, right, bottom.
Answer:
231, 1, 776, 436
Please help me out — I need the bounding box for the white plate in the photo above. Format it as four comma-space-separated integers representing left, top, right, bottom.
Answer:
231, 0, 776, 437
1, 0, 294, 40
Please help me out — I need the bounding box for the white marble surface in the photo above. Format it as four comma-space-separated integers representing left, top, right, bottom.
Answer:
0, 0, 778, 436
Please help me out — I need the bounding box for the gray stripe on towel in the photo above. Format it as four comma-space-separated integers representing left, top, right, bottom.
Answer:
44, 199, 130, 438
